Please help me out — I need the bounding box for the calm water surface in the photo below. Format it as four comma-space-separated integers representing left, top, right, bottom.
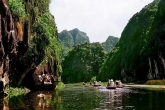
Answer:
1, 84, 165, 110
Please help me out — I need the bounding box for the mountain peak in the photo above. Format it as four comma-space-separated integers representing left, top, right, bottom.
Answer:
58, 28, 90, 58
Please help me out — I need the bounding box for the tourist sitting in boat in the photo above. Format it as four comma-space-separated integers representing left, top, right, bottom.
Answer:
98, 81, 102, 86
44, 73, 53, 85
93, 81, 100, 86
116, 80, 123, 88
82, 82, 86, 85
107, 79, 115, 87
118, 81, 122, 86
106, 79, 116, 89
94, 81, 96, 85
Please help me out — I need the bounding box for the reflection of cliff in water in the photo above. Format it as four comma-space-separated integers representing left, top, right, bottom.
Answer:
25, 91, 53, 109
24, 90, 62, 110
0, 98, 9, 110
1, 90, 62, 110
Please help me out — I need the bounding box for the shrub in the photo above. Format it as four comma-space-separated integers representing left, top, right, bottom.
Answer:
90, 76, 96, 82
8, 0, 26, 19
146, 80, 165, 85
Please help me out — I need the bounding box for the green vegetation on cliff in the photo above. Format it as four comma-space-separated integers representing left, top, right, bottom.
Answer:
98, 0, 165, 82
62, 42, 106, 83
8, 0, 26, 19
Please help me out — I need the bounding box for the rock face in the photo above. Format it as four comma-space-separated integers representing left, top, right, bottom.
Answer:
58, 28, 90, 58
98, 0, 165, 82
102, 36, 119, 53
69, 28, 90, 45
0, 0, 28, 81
0, 0, 61, 89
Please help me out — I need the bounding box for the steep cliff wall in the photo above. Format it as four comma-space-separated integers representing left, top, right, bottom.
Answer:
0, 0, 61, 89
0, 0, 28, 82
98, 0, 165, 82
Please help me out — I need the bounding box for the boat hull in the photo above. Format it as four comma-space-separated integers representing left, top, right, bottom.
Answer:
93, 85, 101, 87
106, 86, 116, 89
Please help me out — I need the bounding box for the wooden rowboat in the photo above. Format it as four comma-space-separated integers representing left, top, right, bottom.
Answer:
93, 84, 101, 87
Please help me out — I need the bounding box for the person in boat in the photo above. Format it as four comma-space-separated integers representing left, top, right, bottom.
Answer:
118, 80, 122, 87
98, 81, 102, 86
94, 81, 99, 85
44, 73, 53, 85
110, 79, 115, 87
93, 81, 96, 85
107, 79, 115, 87
82, 82, 86, 85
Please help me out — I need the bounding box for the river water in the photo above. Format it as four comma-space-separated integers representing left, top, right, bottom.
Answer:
1, 84, 165, 110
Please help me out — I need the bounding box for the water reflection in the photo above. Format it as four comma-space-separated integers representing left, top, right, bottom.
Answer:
96, 88, 123, 110
0, 98, 9, 110
57, 85, 103, 110
24, 91, 54, 110
3, 98, 9, 110
37, 93, 52, 108
1, 85, 165, 110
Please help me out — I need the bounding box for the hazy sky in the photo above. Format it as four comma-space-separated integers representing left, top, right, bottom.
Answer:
49, 0, 154, 43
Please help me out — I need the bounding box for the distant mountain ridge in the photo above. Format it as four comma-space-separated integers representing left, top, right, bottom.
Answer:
58, 28, 119, 58
102, 36, 119, 53
58, 28, 90, 58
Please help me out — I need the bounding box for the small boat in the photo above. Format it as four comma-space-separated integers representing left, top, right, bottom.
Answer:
93, 81, 102, 87
82, 82, 86, 85
106, 79, 116, 89
93, 84, 101, 87
106, 86, 116, 89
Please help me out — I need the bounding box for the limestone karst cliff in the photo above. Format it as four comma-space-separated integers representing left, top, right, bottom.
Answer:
0, 0, 61, 89
58, 28, 90, 58
98, 0, 165, 82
